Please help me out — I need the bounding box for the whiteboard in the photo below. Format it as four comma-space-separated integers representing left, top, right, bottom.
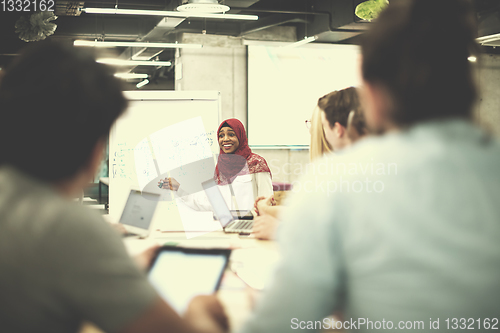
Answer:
109, 91, 221, 233
248, 44, 361, 147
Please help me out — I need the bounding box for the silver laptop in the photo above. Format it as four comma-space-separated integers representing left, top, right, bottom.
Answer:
119, 189, 160, 238
202, 180, 254, 234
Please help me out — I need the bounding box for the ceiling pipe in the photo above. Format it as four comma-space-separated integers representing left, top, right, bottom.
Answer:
230, 8, 330, 16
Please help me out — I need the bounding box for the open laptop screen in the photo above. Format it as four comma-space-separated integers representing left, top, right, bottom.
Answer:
119, 190, 159, 229
201, 180, 233, 228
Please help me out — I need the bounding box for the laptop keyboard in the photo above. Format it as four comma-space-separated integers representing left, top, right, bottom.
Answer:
231, 221, 253, 230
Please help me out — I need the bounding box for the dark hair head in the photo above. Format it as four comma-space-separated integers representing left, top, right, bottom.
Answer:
219, 121, 231, 130
318, 87, 361, 128
347, 108, 369, 142
0, 41, 127, 182
361, 0, 478, 126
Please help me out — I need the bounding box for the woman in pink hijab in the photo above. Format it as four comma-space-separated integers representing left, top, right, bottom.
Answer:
163, 118, 273, 212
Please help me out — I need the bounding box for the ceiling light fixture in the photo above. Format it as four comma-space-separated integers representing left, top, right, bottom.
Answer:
131, 48, 163, 61
283, 36, 317, 48
476, 33, 500, 45
81, 8, 258, 20
97, 59, 172, 66
136, 79, 150, 88
75, 40, 202, 49
177, 0, 229, 13
467, 56, 477, 63
114, 73, 149, 79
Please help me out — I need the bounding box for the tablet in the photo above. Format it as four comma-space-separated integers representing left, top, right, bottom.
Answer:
148, 246, 231, 314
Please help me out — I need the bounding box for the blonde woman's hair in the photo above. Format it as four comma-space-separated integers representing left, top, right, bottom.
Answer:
309, 106, 331, 162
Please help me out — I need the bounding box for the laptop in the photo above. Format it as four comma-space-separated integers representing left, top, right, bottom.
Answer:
230, 210, 254, 220
202, 180, 254, 234
119, 189, 160, 238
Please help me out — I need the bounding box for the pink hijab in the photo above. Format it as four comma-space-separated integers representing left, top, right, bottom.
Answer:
215, 118, 271, 185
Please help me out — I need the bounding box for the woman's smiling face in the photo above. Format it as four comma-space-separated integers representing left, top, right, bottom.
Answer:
218, 126, 240, 154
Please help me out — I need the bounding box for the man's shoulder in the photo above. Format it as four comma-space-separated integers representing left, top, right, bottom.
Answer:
0, 167, 110, 242
295, 120, 500, 203
305, 135, 399, 179
330, 120, 500, 173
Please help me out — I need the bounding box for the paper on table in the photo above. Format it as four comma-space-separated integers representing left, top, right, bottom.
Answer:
175, 198, 222, 239
231, 248, 280, 290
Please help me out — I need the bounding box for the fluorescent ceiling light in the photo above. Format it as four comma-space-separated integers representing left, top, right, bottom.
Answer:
114, 73, 149, 79
476, 33, 500, 45
131, 55, 154, 61
177, 0, 230, 13
82, 8, 258, 20
136, 79, 150, 88
74, 40, 202, 49
177, 4, 230, 13
283, 36, 317, 48
130, 48, 163, 61
97, 59, 172, 66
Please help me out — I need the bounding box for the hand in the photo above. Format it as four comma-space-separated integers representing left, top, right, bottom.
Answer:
254, 196, 265, 215
252, 215, 279, 240
158, 177, 180, 191
133, 244, 160, 271
109, 222, 127, 235
255, 195, 276, 216
184, 295, 229, 333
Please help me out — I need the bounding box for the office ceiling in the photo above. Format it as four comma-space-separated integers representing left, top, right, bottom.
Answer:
1, 0, 499, 77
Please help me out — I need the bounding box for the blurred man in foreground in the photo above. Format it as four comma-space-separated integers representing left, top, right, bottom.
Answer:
0, 41, 227, 333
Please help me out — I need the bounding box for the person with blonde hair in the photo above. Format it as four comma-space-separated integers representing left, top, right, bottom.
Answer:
309, 86, 362, 161
318, 86, 361, 152
253, 86, 367, 239
308, 104, 332, 162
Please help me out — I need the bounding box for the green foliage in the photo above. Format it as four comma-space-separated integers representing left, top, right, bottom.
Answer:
15, 11, 58, 42
355, 0, 389, 21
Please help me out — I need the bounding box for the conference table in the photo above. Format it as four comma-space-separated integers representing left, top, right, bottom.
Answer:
81, 229, 281, 333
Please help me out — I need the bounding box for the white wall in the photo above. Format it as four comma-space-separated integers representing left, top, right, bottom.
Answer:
177, 33, 247, 127
475, 53, 500, 137
252, 149, 310, 184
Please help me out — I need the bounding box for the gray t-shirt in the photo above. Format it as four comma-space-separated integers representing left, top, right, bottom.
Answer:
0, 167, 158, 333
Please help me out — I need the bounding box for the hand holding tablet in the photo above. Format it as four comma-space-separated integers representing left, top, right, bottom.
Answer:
184, 295, 230, 333
148, 247, 231, 315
